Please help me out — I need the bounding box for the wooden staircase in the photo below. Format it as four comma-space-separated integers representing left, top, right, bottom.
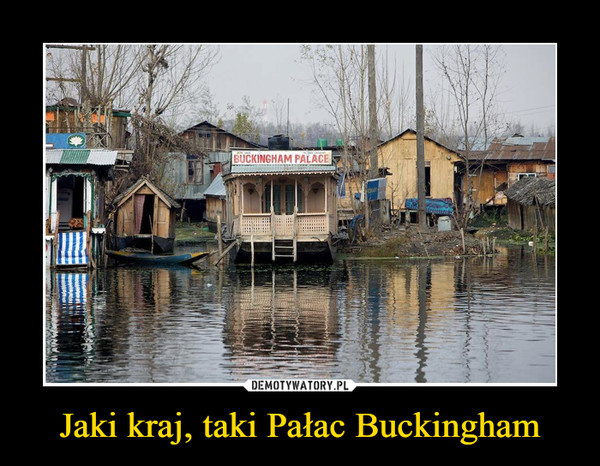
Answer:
272, 238, 296, 262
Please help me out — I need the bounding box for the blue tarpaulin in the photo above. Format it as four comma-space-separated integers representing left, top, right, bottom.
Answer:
405, 198, 454, 215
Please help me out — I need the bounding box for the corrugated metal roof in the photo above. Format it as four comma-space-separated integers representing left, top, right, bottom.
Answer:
203, 173, 226, 198
229, 164, 337, 175
474, 136, 555, 162
46, 149, 118, 165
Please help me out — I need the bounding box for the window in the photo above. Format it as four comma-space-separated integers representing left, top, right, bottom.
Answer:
187, 155, 203, 183
264, 183, 304, 214
285, 184, 303, 214
518, 173, 536, 180
425, 166, 431, 197
265, 184, 281, 214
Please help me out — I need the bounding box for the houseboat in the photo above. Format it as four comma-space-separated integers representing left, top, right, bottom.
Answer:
222, 149, 339, 264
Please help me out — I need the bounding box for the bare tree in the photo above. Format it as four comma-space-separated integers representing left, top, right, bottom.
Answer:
271, 94, 288, 133
377, 45, 413, 140
300, 44, 372, 224
129, 44, 220, 184
46, 44, 144, 147
431, 44, 505, 230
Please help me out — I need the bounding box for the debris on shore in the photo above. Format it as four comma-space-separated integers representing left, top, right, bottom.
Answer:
339, 225, 490, 259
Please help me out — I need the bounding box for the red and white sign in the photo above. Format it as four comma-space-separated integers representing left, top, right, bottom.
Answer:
232, 150, 332, 165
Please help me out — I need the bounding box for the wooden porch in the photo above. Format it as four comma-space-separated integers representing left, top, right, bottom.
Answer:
236, 209, 334, 262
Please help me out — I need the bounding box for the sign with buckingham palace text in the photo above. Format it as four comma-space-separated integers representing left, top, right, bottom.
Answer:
232, 150, 332, 166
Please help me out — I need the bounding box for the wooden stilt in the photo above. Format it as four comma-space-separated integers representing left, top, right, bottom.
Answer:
250, 229, 255, 267
53, 210, 60, 268
217, 215, 223, 257
214, 240, 238, 265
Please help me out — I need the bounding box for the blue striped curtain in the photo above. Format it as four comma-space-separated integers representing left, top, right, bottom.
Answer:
56, 231, 89, 266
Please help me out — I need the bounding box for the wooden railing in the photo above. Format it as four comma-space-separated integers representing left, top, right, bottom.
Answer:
240, 212, 329, 237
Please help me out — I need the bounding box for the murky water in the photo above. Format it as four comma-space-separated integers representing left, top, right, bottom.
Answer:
45, 246, 555, 384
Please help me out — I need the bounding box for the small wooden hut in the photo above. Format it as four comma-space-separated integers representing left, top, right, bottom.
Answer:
111, 177, 181, 253
505, 177, 555, 233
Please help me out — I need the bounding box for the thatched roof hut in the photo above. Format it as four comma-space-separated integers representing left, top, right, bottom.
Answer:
505, 177, 555, 232
505, 176, 555, 206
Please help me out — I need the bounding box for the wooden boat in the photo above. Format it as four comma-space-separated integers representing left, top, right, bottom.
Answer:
106, 250, 209, 266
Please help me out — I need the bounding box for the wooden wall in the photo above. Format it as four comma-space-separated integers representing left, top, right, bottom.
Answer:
507, 201, 555, 233
116, 186, 174, 238
378, 132, 461, 210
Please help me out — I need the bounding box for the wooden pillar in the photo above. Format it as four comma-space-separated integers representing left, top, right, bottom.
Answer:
250, 229, 254, 267
324, 177, 328, 212
240, 181, 244, 214
217, 215, 223, 257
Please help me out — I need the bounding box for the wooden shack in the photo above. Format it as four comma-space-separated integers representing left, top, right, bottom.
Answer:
377, 129, 462, 219
111, 177, 181, 253
505, 177, 555, 232
46, 99, 131, 149
464, 135, 555, 207
222, 149, 339, 264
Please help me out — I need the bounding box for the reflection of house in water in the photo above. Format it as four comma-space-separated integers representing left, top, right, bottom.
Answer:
46, 270, 96, 381
339, 260, 462, 382
110, 268, 175, 313
222, 268, 341, 374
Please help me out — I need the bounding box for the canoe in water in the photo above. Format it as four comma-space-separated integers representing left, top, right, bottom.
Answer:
106, 250, 209, 266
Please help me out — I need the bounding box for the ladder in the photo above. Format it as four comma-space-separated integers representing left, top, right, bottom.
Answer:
272, 238, 296, 262
271, 207, 298, 262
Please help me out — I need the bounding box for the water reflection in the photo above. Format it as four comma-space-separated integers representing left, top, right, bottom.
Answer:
45, 247, 555, 384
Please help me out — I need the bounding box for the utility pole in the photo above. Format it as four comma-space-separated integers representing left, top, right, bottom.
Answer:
367, 44, 378, 179
415, 44, 427, 230
365, 44, 378, 231
46, 44, 95, 105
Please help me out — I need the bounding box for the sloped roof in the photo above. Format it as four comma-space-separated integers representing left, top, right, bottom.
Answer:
228, 164, 337, 176
113, 176, 181, 209
471, 136, 555, 162
181, 120, 263, 148
505, 176, 555, 206
46, 149, 118, 166
378, 128, 462, 158
203, 173, 226, 198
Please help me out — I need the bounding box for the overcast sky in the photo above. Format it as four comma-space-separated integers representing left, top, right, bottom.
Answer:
206, 43, 556, 135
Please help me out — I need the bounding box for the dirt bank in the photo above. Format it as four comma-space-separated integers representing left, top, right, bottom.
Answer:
175, 222, 216, 246
340, 226, 488, 258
